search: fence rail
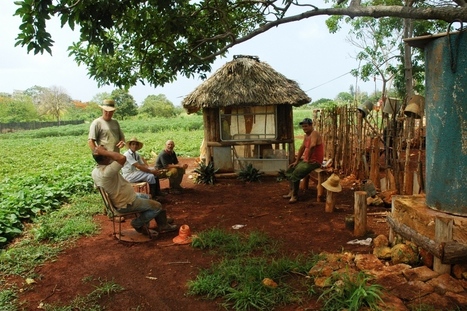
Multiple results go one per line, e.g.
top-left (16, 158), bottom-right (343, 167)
top-left (0, 120), bottom-right (85, 133)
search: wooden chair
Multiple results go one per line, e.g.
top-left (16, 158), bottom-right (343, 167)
top-left (97, 186), bottom-right (151, 242)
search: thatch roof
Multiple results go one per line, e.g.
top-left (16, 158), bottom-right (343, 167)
top-left (182, 55), bottom-right (311, 114)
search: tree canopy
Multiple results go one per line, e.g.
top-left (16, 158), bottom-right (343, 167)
top-left (14, 0), bottom-right (467, 90)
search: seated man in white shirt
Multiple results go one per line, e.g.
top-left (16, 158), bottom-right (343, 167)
top-left (92, 145), bottom-right (177, 237)
top-left (122, 137), bottom-right (165, 198)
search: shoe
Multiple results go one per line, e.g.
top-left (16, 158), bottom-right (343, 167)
top-left (157, 223), bottom-right (178, 233)
top-left (135, 225), bottom-right (158, 238)
top-left (282, 191), bottom-right (293, 199)
top-left (289, 197), bottom-right (298, 204)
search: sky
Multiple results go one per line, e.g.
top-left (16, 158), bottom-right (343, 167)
top-left (0, 2), bottom-right (378, 107)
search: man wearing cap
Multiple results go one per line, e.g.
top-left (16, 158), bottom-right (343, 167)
top-left (88, 99), bottom-right (125, 153)
top-left (283, 118), bottom-right (324, 203)
top-left (155, 140), bottom-right (188, 194)
top-left (122, 137), bottom-right (165, 198)
top-left (92, 146), bottom-right (177, 237)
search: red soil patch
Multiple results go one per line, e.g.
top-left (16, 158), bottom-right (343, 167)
top-left (12, 158), bottom-right (390, 311)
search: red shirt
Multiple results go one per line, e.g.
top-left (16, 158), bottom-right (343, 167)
top-left (303, 134), bottom-right (324, 164)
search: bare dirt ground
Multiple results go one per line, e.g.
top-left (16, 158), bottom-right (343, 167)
top-left (13, 158), bottom-right (392, 311)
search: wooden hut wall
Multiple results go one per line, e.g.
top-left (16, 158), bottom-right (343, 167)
top-left (277, 105), bottom-right (295, 163)
top-left (203, 107), bottom-right (220, 143)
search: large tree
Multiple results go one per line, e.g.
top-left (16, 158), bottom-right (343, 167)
top-left (110, 89), bottom-right (138, 120)
top-left (0, 93), bottom-right (39, 122)
top-left (140, 94), bottom-right (177, 118)
top-left (36, 86), bottom-right (73, 123)
top-left (14, 0), bottom-right (467, 90)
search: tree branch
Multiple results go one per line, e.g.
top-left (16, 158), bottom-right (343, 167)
top-left (197, 6), bottom-right (467, 61)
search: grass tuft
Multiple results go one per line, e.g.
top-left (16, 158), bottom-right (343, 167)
top-left (318, 270), bottom-right (384, 311)
top-left (188, 229), bottom-right (319, 310)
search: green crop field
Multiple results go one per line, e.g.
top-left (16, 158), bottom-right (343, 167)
top-left (0, 111), bottom-right (313, 248)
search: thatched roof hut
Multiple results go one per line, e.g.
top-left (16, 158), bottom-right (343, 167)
top-left (182, 55), bottom-right (310, 114)
top-left (181, 55), bottom-right (310, 174)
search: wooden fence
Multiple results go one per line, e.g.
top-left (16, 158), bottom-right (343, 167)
top-left (312, 105), bottom-right (425, 195)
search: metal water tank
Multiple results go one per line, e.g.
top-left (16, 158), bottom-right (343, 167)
top-left (406, 30), bottom-right (467, 216)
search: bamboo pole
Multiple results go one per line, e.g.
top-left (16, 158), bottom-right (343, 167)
top-left (403, 117), bottom-right (414, 194)
top-left (369, 137), bottom-right (380, 188)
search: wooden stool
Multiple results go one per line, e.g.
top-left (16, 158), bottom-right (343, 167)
top-left (131, 182), bottom-right (151, 198)
top-left (299, 168), bottom-right (327, 201)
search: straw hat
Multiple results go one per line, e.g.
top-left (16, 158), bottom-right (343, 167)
top-left (126, 137), bottom-right (144, 151)
top-left (322, 173), bottom-right (342, 192)
top-left (173, 224), bottom-right (194, 245)
top-left (99, 99), bottom-right (116, 111)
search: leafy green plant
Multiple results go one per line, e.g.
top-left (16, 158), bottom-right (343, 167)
top-left (193, 159), bottom-right (218, 185)
top-left (237, 163), bottom-right (263, 182)
top-left (0, 194), bottom-right (101, 277)
top-left (318, 270), bottom-right (384, 311)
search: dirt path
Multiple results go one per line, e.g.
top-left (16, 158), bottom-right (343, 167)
top-left (13, 158), bottom-right (390, 310)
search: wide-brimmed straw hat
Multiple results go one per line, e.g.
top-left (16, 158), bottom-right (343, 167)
top-left (322, 173), bottom-right (342, 192)
top-left (126, 137), bottom-right (144, 151)
top-left (99, 99), bottom-right (116, 111)
top-left (173, 224), bottom-right (195, 245)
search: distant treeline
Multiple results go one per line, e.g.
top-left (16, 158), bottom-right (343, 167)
top-left (0, 120), bottom-right (85, 133)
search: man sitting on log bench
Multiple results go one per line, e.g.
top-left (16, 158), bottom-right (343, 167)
top-left (283, 118), bottom-right (324, 204)
top-left (122, 137), bottom-right (165, 199)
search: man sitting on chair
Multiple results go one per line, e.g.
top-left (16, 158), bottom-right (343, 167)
top-left (155, 140), bottom-right (188, 194)
top-left (122, 137), bottom-right (164, 198)
top-left (92, 145), bottom-right (177, 237)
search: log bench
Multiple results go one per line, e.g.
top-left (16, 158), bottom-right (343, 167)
top-left (299, 168), bottom-right (328, 202)
top-left (131, 182), bottom-right (151, 198)
top-left (131, 175), bottom-right (169, 198)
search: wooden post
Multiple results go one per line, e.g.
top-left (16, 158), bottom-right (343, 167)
top-left (433, 217), bottom-right (453, 274)
top-left (404, 170), bottom-right (414, 195)
top-left (325, 190), bottom-right (336, 213)
top-left (386, 168), bottom-right (396, 191)
top-left (316, 169), bottom-right (325, 202)
top-left (354, 191), bottom-right (367, 237)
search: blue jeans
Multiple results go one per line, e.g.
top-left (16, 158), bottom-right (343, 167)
top-left (116, 194), bottom-right (165, 229)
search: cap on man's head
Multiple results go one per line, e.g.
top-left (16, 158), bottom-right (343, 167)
top-left (299, 118), bottom-right (313, 125)
top-left (99, 99), bottom-right (116, 111)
